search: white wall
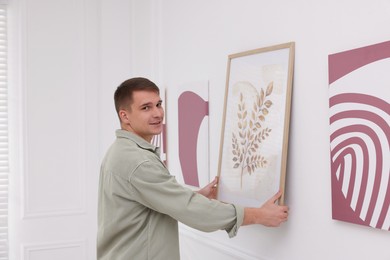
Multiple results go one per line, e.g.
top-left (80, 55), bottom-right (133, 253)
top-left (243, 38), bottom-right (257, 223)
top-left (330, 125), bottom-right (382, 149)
top-left (9, 0), bottom-right (101, 259)
top-left (125, 0), bottom-right (390, 259)
top-left (10, 0), bottom-right (390, 259)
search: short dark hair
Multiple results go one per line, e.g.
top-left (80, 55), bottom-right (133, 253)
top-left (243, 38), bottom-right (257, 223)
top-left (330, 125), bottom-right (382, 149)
top-left (114, 77), bottom-right (160, 114)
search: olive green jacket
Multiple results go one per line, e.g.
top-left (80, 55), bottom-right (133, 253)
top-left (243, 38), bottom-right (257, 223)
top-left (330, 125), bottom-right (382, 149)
top-left (97, 130), bottom-right (244, 260)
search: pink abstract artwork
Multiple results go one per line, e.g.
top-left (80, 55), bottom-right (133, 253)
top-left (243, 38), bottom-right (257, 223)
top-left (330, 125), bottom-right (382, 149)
top-left (328, 41), bottom-right (390, 231)
top-left (178, 91), bottom-right (209, 187)
top-left (177, 81), bottom-right (209, 188)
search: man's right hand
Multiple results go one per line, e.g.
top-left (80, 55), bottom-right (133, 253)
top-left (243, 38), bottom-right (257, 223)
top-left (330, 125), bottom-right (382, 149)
top-left (242, 191), bottom-right (289, 227)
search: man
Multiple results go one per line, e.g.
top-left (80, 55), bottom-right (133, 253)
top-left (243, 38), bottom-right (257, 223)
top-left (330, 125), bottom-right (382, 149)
top-left (97, 77), bottom-right (289, 260)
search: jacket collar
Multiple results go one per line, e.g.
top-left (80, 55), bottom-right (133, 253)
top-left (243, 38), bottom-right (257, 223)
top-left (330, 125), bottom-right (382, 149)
top-left (115, 129), bottom-right (160, 155)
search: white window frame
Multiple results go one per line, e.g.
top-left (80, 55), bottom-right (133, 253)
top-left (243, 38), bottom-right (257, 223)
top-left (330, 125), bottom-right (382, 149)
top-left (0, 2), bottom-right (8, 259)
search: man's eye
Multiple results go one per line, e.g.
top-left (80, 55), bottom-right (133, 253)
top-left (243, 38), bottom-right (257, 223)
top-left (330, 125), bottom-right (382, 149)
top-left (142, 106), bottom-right (150, 110)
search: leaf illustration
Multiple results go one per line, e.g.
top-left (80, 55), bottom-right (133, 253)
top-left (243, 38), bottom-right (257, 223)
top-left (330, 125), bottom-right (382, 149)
top-left (259, 89), bottom-right (264, 107)
top-left (264, 100), bottom-right (273, 108)
top-left (231, 83), bottom-right (275, 188)
top-left (266, 82), bottom-right (273, 96)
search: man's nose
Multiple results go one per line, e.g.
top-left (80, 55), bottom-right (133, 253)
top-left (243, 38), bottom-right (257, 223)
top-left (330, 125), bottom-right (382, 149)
top-left (153, 107), bottom-right (164, 117)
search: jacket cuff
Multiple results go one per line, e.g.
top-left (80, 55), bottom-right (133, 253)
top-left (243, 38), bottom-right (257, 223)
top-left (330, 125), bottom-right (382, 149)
top-left (226, 204), bottom-right (244, 238)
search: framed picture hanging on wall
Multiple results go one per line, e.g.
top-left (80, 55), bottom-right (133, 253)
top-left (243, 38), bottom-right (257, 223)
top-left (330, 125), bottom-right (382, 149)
top-left (217, 42), bottom-right (295, 207)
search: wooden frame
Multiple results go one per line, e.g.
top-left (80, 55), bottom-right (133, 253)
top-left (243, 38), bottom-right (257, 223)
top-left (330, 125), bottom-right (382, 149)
top-left (217, 42), bottom-right (294, 206)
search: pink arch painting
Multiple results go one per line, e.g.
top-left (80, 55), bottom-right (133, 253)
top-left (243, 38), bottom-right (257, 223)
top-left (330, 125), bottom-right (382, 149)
top-left (178, 91), bottom-right (209, 187)
top-left (328, 41), bottom-right (390, 231)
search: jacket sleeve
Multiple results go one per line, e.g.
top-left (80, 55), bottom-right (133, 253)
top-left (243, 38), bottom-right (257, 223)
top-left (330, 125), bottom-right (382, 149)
top-left (127, 160), bottom-right (244, 238)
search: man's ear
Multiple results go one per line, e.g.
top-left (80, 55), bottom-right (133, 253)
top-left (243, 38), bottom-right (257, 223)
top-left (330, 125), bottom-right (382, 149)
top-left (119, 109), bottom-right (130, 123)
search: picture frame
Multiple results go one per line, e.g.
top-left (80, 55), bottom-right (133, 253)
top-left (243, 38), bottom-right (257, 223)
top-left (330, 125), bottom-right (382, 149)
top-left (217, 42), bottom-right (295, 207)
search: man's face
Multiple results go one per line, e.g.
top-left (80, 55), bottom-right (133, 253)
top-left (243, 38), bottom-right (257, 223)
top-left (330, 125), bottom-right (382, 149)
top-left (121, 90), bottom-right (164, 142)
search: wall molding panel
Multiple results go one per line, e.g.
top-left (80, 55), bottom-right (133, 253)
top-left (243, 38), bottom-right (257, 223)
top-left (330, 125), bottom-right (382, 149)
top-left (12, 0), bottom-right (102, 258)
top-left (22, 0), bottom-right (87, 219)
top-left (22, 240), bottom-right (86, 260)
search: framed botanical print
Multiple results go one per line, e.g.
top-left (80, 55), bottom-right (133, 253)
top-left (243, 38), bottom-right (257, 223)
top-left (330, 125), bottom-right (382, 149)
top-left (217, 42), bottom-right (295, 207)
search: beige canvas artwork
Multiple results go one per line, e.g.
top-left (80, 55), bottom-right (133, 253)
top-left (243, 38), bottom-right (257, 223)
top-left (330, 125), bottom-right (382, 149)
top-left (217, 43), bottom-right (294, 207)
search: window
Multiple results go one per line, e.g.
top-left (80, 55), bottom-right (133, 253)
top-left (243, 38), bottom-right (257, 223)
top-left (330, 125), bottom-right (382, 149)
top-left (0, 4), bottom-right (8, 260)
